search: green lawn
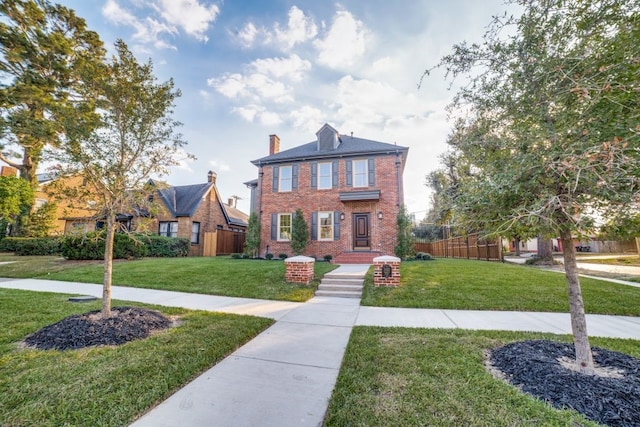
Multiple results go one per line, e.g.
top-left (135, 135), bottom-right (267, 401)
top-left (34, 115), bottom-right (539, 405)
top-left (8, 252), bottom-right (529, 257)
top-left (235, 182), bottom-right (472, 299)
top-left (325, 327), bottom-right (639, 426)
top-left (576, 255), bottom-right (640, 266)
top-left (0, 255), bottom-right (337, 302)
top-left (362, 258), bottom-right (640, 315)
top-left (0, 288), bottom-right (272, 427)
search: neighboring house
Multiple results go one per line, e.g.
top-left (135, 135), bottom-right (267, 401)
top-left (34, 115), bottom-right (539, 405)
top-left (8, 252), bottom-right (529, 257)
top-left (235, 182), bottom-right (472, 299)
top-left (31, 168), bottom-right (247, 256)
top-left (247, 123), bottom-right (408, 262)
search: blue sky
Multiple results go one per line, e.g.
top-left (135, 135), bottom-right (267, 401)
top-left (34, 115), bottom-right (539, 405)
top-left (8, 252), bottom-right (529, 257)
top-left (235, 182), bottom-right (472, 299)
top-left (53, 0), bottom-right (515, 217)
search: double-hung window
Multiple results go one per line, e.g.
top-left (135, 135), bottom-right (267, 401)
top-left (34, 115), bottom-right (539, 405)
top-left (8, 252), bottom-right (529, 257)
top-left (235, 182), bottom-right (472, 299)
top-left (318, 211), bottom-right (333, 240)
top-left (318, 162), bottom-right (332, 189)
top-left (279, 166), bottom-right (292, 192)
top-left (191, 222), bottom-right (200, 244)
top-left (159, 221), bottom-right (178, 238)
top-left (278, 213), bottom-right (292, 241)
top-left (353, 159), bottom-right (368, 187)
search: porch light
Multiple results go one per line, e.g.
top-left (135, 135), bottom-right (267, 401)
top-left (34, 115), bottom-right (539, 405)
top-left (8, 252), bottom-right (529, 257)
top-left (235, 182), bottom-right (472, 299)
top-left (340, 212), bottom-right (345, 220)
top-left (378, 211), bottom-right (383, 220)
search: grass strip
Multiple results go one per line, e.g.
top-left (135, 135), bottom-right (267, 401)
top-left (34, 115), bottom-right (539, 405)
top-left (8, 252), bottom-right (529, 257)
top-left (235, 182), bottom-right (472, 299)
top-left (0, 288), bottom-right (273, 427)
top-left (361, 258), bottom-right (640, 315)
top-left (325, 327), bottom-right (640, 426)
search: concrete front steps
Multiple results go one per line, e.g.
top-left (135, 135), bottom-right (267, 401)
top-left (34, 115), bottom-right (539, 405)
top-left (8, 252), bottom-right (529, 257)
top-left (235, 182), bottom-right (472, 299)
top-left (315, 274), bottom-right (365, 299)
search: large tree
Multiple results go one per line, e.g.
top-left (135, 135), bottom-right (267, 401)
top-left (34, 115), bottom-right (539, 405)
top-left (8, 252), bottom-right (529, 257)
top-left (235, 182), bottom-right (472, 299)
top-left (426, 0), bottom-right (640, 373)
top-left (0, 0), bottom-right (105, 187)
top-left (53, 40), bottom-right (190, 317)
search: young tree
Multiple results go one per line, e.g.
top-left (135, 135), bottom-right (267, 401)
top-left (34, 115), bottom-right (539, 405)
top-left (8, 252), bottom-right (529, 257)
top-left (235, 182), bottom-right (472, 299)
top-left (395, 205), bottom-right (414, 259)
top-left (426, 0), bottom-right (640, 372)
top-left (290, 208), bottom-right (309, 255)
top-left (53, 40), bottom-right (190, 318)
top-left (24, 201), bottom-right (57, 237)
top-left (0, 175), bottom-right (33, 233)
top-left (0, 0), bottom-right (105, 187)
top-left (244, 211), bottom-right (261, 258)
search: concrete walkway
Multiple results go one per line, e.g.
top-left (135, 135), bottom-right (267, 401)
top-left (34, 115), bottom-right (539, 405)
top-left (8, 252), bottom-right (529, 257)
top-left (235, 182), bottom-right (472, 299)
top-left (2, 265), bottom-right (640, 426)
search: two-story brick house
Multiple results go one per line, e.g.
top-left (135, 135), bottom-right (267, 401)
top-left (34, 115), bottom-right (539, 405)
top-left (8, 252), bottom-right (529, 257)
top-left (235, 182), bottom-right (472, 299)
top-left (247, 123), bottom-right (408, 263)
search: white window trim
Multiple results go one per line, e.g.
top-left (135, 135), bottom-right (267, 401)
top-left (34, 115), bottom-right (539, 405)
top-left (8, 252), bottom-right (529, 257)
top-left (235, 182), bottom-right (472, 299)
top-left (318, 211), bottom-right (334, 241)
top-left (279, 165), bottom-right (293, 192)
top-left (353, 159), bottom-right (368, 188)
top-left (318, 162), bottom-right (332, 190)
top-left (277, 213), bottom-right (292, 241)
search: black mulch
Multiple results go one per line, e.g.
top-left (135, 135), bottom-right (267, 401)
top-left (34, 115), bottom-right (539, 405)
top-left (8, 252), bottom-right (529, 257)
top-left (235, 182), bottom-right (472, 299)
top-left (23, 306), bottom-right (172, 351)
top-left (490, 340), bottom-right (640, 427)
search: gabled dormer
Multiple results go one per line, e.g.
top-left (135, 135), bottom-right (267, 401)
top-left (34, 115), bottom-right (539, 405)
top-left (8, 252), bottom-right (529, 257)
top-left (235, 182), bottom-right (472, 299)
top-left (316, 123), bottom-right (341, 152)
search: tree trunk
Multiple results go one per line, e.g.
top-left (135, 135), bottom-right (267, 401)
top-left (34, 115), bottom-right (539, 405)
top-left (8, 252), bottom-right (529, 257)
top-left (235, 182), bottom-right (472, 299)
top-left (537, 236), bottom-right (554, 262)
top-left (636, 237), bottom-right (640, 258)
top-left (560, 229), bottom-right (594, 374)
top-left (101, 214), bottom-right (116, 318)
top-left (514, 237), bottom-right (521, 256)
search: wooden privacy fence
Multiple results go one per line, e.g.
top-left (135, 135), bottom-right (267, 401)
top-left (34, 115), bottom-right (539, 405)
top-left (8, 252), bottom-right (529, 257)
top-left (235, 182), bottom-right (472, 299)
top-left (414, 233), bottom-right (502, 261)
top-left (215, 229), bottom-right (246, 256)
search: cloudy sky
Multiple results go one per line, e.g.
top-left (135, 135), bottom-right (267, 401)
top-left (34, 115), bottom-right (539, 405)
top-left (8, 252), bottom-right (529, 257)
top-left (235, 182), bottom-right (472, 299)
top-left (55, 0), bottom-right (516, 217)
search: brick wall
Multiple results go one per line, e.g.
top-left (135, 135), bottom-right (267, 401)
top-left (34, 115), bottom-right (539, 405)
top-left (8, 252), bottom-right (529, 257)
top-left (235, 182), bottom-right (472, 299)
top-left (257, 154), bottom-right (403, 259)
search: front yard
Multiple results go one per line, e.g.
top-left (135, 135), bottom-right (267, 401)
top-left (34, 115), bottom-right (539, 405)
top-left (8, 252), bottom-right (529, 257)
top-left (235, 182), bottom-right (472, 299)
top-left (0, 254), bottom-right (337, 302)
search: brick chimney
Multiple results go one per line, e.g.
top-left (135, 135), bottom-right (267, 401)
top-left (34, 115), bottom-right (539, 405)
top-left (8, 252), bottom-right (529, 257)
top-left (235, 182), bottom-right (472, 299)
top-left (207, 170), bottom-right (217, 184)
top-left (269, 134), bottom-right (280, 155)
top-left (228, 197), bottom-right (234, 207)
top-left (1, 166), bottom-right (18, 177)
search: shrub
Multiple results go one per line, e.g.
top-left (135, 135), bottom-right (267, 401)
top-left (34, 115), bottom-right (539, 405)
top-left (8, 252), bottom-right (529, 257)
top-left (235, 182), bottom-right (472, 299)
top-left (61, 231), bottom-right (147, 260)
top-left (1, 237), bottom-right (61, 255)
top-left (231, 253), bottom-right (242, 259)
top-left (323, 254), bottom-right (333, 262)
top-left (137, 234), bottom-right (189, 257)
top-left (265, 253), bottom-right (274, 260)
top-left (278, 253), bottom-right (288, 260)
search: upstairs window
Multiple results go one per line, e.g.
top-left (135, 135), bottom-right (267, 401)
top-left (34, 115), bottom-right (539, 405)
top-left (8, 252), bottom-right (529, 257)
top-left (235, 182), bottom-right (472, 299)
top-left (353, 159), bottom-right (368, 187)
top-left (318, 162), bottom-right (332, 189)
top-left (279, 165), bottom-right (292, 192)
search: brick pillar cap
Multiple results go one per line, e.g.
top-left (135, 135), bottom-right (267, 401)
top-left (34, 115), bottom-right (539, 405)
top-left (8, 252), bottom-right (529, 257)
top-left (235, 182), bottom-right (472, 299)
top-left (285, 255), bottom-right (315, 263)
top-left (373, 255), bottom-right (401, 262)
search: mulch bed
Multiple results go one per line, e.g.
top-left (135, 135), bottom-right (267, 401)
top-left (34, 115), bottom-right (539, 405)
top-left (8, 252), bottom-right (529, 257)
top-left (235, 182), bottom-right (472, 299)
top-left (23, 307), bottom-right (172, 351)
top-left (489, 340), bottom-right (640, 427)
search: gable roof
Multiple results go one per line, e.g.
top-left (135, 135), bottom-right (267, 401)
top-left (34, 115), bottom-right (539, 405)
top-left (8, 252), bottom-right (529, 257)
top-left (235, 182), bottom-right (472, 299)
top-left (223, 203), bottom-right (249, 227)
top-left (251, 125), bottom-right (408, 166)
top-left (157, 183), bottom-right (214, 217)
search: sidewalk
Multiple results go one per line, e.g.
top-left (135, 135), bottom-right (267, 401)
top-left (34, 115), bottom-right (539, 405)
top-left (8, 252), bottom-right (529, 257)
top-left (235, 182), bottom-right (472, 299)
top-left (2, 268), bottom-right (640, 426)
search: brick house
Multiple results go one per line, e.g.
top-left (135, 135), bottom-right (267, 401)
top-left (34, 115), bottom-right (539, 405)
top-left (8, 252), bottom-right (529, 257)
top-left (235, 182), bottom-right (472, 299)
top-left (246, 123), bottom-right (408, 263)
top-left (33, 169), bottom-right (247, 256)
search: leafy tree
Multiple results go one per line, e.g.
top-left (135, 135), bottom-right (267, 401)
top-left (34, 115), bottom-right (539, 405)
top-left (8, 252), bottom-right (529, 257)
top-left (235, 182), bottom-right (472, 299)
top-left (0, 0), bottom-right (105, 188)
top-left (24, 201), bottom-right (57, 237)
top-left (290, 208), bottom-right (309, 255)
top-left (51, 40), bottom-right (190, 317)
top-left (395, 205), bottom-right (414, 259)
top-left (244, 211), bottom-right (261, 257)
top-left (0, 175), bottom-right (33, 233)
top-left (426, 0), bottom-right (640, 372)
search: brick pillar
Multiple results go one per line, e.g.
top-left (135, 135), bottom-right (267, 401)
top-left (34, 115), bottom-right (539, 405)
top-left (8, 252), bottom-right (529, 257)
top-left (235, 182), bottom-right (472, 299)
top-left (285, 255), bottom-right (315, 285)
top-left (373, 255), bottom-right (401, 287)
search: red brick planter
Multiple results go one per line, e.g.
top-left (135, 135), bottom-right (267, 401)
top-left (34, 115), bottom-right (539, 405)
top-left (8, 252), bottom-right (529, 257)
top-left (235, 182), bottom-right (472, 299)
top-left (373, 255), bottom-right (401, 287)
top-left (284, 256), bottom-right (315, 285)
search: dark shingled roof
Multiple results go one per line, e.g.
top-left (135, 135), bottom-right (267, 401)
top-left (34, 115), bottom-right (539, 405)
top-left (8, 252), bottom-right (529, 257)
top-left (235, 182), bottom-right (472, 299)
top-left (157, 183), bottom-right (214, 217)
top-left (251, 135), bottom-right (408, 165)
top-left (223, 203), bottom-right (249, 227)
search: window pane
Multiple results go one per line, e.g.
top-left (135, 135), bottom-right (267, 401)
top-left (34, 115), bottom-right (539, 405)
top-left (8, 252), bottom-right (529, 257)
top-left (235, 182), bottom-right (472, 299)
top-left (191, 222), bottom-right (200, 244)
top-left (353, 160), bottom-right (368, 187)
top-left (318, 163), bottom-right (331, 189)
top-left (279, 166), bottom-right (292, 192)
top-left (319, 212), bottom-right (333, 240)
top-left (279, 214), bottom-right (291, 240)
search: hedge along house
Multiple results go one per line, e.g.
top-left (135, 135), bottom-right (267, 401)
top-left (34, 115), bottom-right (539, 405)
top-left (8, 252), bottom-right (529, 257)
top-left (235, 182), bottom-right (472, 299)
top-left (247, 123), bottom-right (408, 263)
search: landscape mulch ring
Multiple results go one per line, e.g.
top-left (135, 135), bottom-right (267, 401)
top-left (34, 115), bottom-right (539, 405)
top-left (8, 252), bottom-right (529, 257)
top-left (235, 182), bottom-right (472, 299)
top-left (23, 306), bottom-right (173, 351)
top-left (489, 340), bottom-right (640, 427)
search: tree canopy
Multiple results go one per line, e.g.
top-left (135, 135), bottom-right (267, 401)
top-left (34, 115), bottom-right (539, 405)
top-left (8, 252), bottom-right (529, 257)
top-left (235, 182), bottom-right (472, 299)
top-left (0, 175), bottom-right (33, 225)
top-left (0, 0), bottom-right (105, 187)
top-left (426, 0), bottom-right (640, 372)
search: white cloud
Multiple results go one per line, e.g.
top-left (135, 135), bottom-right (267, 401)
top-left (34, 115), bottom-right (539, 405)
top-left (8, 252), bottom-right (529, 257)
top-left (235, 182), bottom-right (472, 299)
top-left (314, 9), bottom-right (368, 69)
top-left (259, 111), bottom-right (282, 126)
top-left (208, 159), bottom-right (231, 172)
top-left (274, 6), bottom-right (318, 49)
top-left (289, 106), bottom-right (324, 134)
top-left (237, 22), bottom-right (262, 48)
top-left (251, 54), bottom-right (311, 81)
top-left (156, 0), bottom-right (219, 42)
